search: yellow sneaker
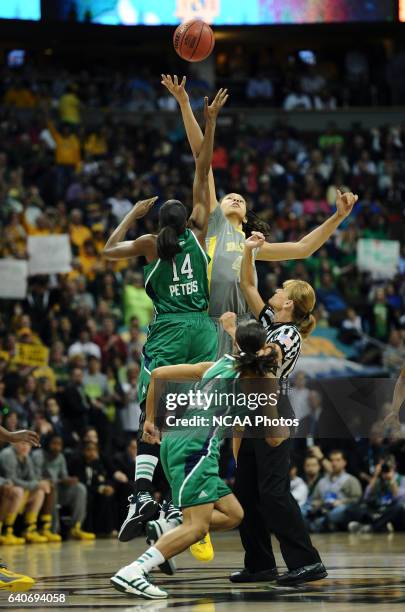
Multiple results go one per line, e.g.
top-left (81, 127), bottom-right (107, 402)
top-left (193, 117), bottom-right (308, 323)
top-left (190, 532), bottom-right (214, 562)
top-left (70, 523), bottom-right (96, 541)
top-left (1, 531), bottom-right (25, 546)
top-left (40, 529), bottom-right (62, 543)
top-left (0, 566), bottom-right (35, 591)
top-left (24, 530), bottom-right (48, 544)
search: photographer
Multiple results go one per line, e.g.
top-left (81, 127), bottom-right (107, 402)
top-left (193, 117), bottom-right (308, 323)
top-left (348, 456), bottom-right (405, 533)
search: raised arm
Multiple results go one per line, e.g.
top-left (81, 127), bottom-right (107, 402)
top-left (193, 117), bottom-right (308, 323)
top-left (220, 311), bottom-right (237, 345)
top-left (240, 233), bottom-right (266, 319)
top-left (102, 197), bottom-right (157, 260)
top-left (256, 191), bottom-right (358, 261)
top-left (189, 89), bottom-right (228, 244)
top-left (0, 426), bottom-right (40, 446)
top-left (161, 74), bottom-right (218, 212)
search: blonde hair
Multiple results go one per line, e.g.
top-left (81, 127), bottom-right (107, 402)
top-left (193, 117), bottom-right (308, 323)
top-left (283, 280), bottom-right (316, 339)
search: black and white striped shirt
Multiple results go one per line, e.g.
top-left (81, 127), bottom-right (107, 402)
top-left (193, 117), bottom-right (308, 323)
top-left (258, 306), bottom-right (301, 381)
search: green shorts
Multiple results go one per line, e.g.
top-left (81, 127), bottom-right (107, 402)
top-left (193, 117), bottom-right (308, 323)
top-left (160, 433), bottom-right (231, 509)
top-left (138, 312), bottom-right (217, 404)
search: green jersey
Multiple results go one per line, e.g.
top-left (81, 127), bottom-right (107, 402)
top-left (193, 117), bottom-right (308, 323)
top-left (201, 354), bottom-right (239, 384)
top-left (160, 355), bottom-right (239, 508)
top-left (202, 355), bottom-right (240, 427)
top-left (172, 355), bottom-right (241, 439)
top-left (144, 229), bottom-right (210, 315)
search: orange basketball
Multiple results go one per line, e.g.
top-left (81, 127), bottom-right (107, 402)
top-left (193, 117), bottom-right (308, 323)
top-left (173, 19), bottom-right (215, 63)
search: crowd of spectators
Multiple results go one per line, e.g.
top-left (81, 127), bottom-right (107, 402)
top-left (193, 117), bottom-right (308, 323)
top-left (290, 442), bottom-right (405, 534)
top-left (1, 42), bottom-right (405, 112)
top-left (287, 369), bottom-right (405, 534)
top-left (0, 59), bottom-right (403, 541)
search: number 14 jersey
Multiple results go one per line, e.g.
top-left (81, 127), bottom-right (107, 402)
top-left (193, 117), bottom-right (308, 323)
top-left (143, 229), bottom-right (210, 315)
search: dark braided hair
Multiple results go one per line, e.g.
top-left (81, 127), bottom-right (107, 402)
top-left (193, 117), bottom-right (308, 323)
top-left (157, 200), bottom-right (187, 261)
top-left (233, 321), bottom-right (279, 377)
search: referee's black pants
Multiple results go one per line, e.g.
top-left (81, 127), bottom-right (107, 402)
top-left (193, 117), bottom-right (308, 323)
top-left (234, 436), bottom-right (321, 572)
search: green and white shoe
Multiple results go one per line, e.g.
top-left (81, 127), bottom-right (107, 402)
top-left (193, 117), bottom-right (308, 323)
top-left (110, 564), bottom-right (168, 599)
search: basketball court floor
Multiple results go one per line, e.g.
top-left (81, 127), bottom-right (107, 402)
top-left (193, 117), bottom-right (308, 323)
top-left (1, 532), bottom-right (404, 611)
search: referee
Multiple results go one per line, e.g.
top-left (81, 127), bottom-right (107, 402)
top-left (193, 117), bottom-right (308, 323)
top-left (222, 233), bottom-right (327, 586)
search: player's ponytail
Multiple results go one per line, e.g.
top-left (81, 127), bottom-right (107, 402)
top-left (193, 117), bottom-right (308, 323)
top-left (298, 314), bottom-right (317, 339)
top-left (157, 200), bottom-right (188, 261)
top-left (283, 279), bottom-right (317, 339)
top-left (234, 320), bottom-right (279, 377)
top-left (242, 210), bottom-right (271, 238)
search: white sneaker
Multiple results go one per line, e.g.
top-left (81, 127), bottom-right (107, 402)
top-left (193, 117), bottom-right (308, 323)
top-left (110, 564), bottom-right (168, 599)
top-left (146, 519), bottom-right (176, 575)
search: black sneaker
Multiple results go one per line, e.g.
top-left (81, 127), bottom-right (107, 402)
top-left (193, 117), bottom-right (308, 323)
top-left (276, 562), bottom-right (327, 586)
top-left (229, 568), bottom-right (279, 583)
top-left (162, 499), bottom-right (183, 526)
top-left (118, 492), bottom-right (160, 542)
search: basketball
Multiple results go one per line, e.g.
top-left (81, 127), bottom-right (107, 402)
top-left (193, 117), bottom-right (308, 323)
top-left (173, 19), bottom-right (215, 62)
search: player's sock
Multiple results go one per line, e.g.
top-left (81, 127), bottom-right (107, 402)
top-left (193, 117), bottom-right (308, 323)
top-left (134, 455), bottom-right (159, 492)
top-left (39, 514), bottom-right (62, 542)
top-left (23, 512), bottom-right (47, 544)
top-left (2, 513), bottom-right (24, 545)
top-left (4, 513), bottom-right (17, 530)
top-left (118, 443), bottom-right (160, 542)
top-left (24, 511), bottom-right (37, 526)
top-left (130, 547), bottom-right (166, 574)
top-left (145, 514), bottom-right (178, 575)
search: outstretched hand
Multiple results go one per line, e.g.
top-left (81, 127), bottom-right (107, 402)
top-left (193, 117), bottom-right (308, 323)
top-left (8, 429), bottom-right (40, 447)
top-left (132, 197), bottom-right (158, 219)
top-left (161, 74), bottom-right (189, 105)
top-left (336, 189), bottom-right (358, 219)
top-left (204, 88), bottom-right (229, 121)
top-left (245, 231), bottom-right (265, 250)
